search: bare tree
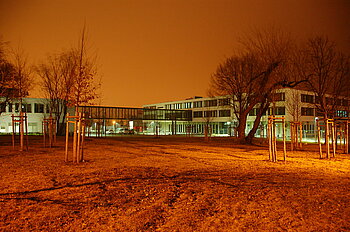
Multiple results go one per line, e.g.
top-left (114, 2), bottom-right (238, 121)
top-left (298, 36), bottom-right (350, 118)
top-left (202, 106), bottom-right (215, 141)
top-left (36, 51), bottom-right (75, 134)
top-left (37, 26), bottom-right (100, 134)
top-left (0, 40), bottom-right (32, 114)
top-left (68, 26), bottom-right (100, 112)
top-left (0, 47), bottom-right (16, 107)
top-left (284, 48), bottom-right (305, 122)
top-left (11, 46), bottom-right (32, 101)
top-left (6, 45), bottom-right (32, 111)
top-left (209, 53), bottom-right (267, 141)
top-left (210, 27), bottom-right (306, 144)
top-left (285, 89), bottom-right (301, 122)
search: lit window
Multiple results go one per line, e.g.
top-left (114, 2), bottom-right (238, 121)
top-left (193, 101), bottom-right (203, 108)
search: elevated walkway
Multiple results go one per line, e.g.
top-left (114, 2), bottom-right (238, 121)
top-left (77, 105), bottom-right (192, 121)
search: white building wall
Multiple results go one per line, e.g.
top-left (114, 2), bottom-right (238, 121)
top-left (143, 88), bottom-right (350, 138)
top-left (0, 98), bottom-right (51, 134)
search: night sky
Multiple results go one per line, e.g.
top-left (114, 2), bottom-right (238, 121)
top-left (1, 0), bottom-right (349, 107)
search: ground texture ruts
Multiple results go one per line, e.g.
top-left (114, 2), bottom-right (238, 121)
top-left (0, 136), bottom-right (349, 231)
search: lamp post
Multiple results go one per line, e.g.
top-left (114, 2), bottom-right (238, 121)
top-left (112, 120), bottom-right (116, 134)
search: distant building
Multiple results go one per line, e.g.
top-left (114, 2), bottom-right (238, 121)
top-left (143, 88), bottom-right (350, 139)
top-left (1, 89), bottom-right (349, 140)
top-left (0, 98), bottom-right (53, 134)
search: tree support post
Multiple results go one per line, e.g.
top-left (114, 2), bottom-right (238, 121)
top-left (268, 116), bottom-right (286, 162)
top-left (65, 112), bottom-right (86, 163)
top-left (11, 112), bottom-right (28, 151)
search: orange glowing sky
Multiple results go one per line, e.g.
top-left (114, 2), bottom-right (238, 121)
top-left (1, 0), bottom-right (349, 107)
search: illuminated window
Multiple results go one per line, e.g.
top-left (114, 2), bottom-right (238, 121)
top-left (193, 101), bottom-right (203, 108)
top-left (336, 110), bottom-right (348, 117)
top-left (173, 103), bottom-right (182, 109)
top-left (184, 102), bottom-right (192, 109)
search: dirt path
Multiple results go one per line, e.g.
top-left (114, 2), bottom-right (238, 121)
top-left (0, 136), bottom-right (349, 231)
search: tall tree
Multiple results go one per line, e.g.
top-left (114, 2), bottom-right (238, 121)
top-left (36, 51), bottom-right (75, 134)
top-left (37, 26), bottom-right (100, 134)
top-left (1, 40), bottom-right (32, 114)
top-left (0, 48), bottom-right (16, 107)
top-left (68, 26), bottom-right (99, 111)
top-left (210, 53), bottom-right (266, 141)
top-left (298, 36), bottom-right (350, 118)
top-left (210, 27), bottom-right (303, 143)
top-left (9, 45), bottom-right (32, 107)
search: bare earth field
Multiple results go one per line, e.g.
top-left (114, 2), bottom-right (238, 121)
top-left (0, 135), bottom-right (349, 232)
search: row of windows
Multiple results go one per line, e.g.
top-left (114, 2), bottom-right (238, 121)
top-left (301, 108), bottom-right (349, 117)
top-left (0, 103), bottom-right (49, 114)
top-left (204, 110), bottom-right (217, 117)
top-left (193, 101), bottom-right (203, 108)
top-left (247, 106), bottom-right (349, 117)
top-left (301, 94), bottom-right (349, 106)
top-left (336, 110), bottom-right (348, 117)
top-left (195, 107), bottom-right (348, 118)
top-left (325, 97), bottom-right (348, 106)
top-left (204, 99), bottom-right (218, 107)
top-left (162, 92), bottom-right (350, 110)
top-left (165, 98), bottom-right (231, 110)
top-left (249, 107), bottom-right (286, 116)
top-left (193, 110), bottom-right (231, 118)
top-left (270, 93), bottom-right (285, 101)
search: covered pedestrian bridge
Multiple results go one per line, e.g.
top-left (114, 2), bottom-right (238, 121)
top-left (77, 105), bottom-right (192, 136)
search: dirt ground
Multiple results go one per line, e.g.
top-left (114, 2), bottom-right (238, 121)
top-left (0, 135), bottom-right (349, 232)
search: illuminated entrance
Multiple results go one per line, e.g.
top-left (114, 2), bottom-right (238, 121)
top-left (77, 106), bottom-right (192, 136)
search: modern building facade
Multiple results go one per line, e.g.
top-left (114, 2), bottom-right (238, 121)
top-left (0, 98), bottom-right (192, 135)
top-left (0, 98), bottom-right (51, 134)
top-left (77, 105), bottom-right (192, 135)
top-left (1, 88), bottom-right (349, 139)
top-left (143, 88), bottom-right (350, 139)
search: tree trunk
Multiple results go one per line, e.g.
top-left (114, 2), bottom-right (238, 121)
top-left (245, 103), bottom-right (269, 144)
top-left (57, 103), bottom-right (68, 135)
top-left (236, 113), bottom-right (248, 143)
